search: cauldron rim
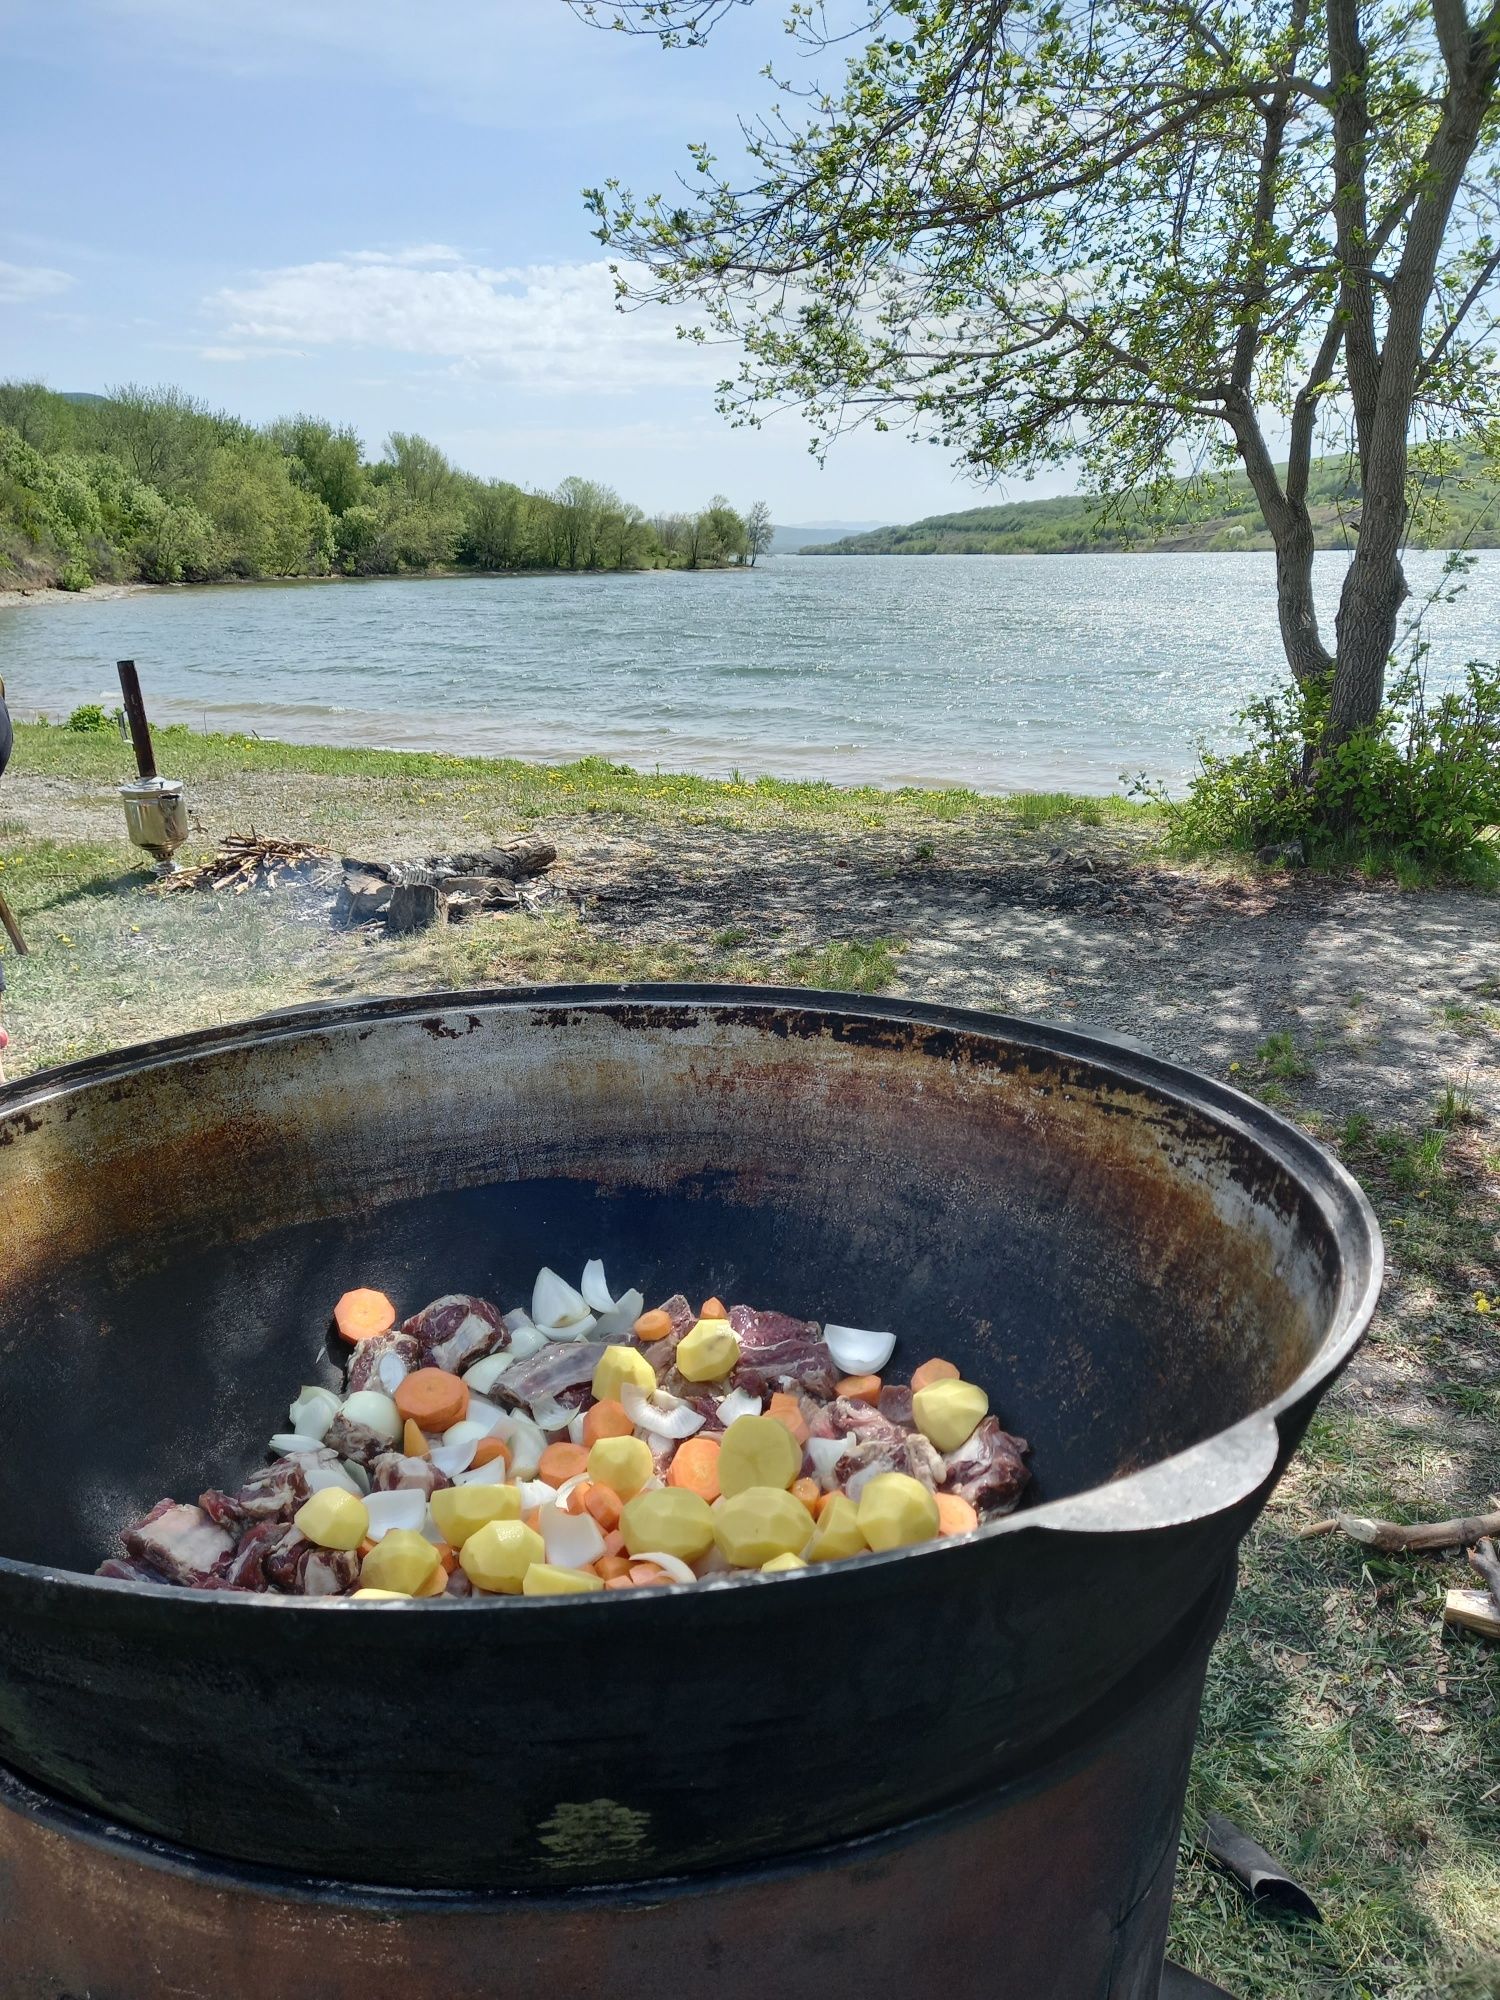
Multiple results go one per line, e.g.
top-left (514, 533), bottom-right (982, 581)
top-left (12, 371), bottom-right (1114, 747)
top-left (0, 983), bottom-right (1383, 1606)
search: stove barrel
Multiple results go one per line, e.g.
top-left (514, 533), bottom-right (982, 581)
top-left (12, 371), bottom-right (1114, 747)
top-left (0, 988), bottom-right (1380, 1997)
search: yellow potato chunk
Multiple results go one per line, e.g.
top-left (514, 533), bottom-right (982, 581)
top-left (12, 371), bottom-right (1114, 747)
top-left (522, 1563), bottom-right (605, 1596)
top-left (805, 1493), bottom-right (869, 1565)
top-left (293, 1487), bottom-right (369, 1552)
top-left (717, 1414), bottom-right (801, 1497)
top-left (359, 1528), bottom-right (441, 1595)
top-left (460, 1519), bottom-right (545, 1595)
top-left (856, 1472), bottom-right (941, 1552)
top-left (429, 1482), bottom-right (522, 1548)
top-left (621, 1487), bottom-right (715, 1562)
top-left (912, 1378), bottom-right (989, 1453)
top-left (761, 1552), bottom-right (808, 1573)
top-left (351, 1587), bottom-right (407, 1601)
top-left (675, 1317), bottom-right (741, 1383)
top-left (588, 1433), bottom-right (655, 1499)
top-left (591, 1344), bottom-right (657, 1403)
top-left (714, 1487), bottom-right (816, 1568)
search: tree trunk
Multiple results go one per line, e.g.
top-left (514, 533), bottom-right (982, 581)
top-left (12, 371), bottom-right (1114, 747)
top-left (1272, 506), bottom-right (1334, 686)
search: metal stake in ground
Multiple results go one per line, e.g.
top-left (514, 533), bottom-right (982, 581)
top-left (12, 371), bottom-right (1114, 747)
top-left (115, 660), bottom-right (189, 875)
top-left (117, 659), bottom-right (157, 780)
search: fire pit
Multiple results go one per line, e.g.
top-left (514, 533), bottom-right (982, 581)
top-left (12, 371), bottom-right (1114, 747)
top-left (0, 988), bottom-right (1380, 1996)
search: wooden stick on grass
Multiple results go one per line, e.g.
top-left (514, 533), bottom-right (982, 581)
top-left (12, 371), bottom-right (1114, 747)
top-left (1299, 1508), bottom-right (1500, 1552)
top-left (0, 885), bottom-right (27, 957)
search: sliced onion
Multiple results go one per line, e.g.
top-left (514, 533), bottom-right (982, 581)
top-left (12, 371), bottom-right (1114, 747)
top-left (376, 1351), bottom-right (409, 1395)
top-left (505, 1322), bottom-right (549, 1362)
top-left (844, 1460), bottom-right (890, 1504)
top-left (517, 1479), bottom-right (560, 1512)
top-left (289, 1385), bottom-right (340, 1440)
top-left (580, 1259), bottom-right (615, 1314)
top-left (364, 1490), bottom-right (426, 1540)
top-left (622, 1381), bottom-right (706, 1441)
top-left (533, 1267), bottom-right (591, 1330)
top-left (824, 1324), bottom-right (897, 1376)
top-left (693, 1544), bottom-right (733, 1578)
top-left (463, 1355), bottom-right (513, 1395)
top-left (454, 1457), bottom-right (512, 1487)
top-left (567, 1410), bottom-right (587, 1445)
top-left (715, 1388), bottom-right (761, 1427)
top-left (554, 1473), bottom-right (590, 1507)
top-left (269, 1432), bottom-right (326, 1456)
top-left (339, 1390), bottom-right (402, 1447)
top-left (342, 1459), bottom-right (372, 1494)
top-left (503, 1306), bottom-right (535, 1335)
top-left (592, 1287), bottom-right (644, 1340)
top-left (527, 1393), bottom-right (577, 1433)
top-left (541, 1502), bottom-right (607, 1569)
top-left (303, 1460), bottom-right (362, 1497)
top-left (805, 1436), bottom-right (847, 1488)
top-left (430, 1438), bottom-right (479, 1478)
top-left (631, 1550), bottom-right (696, 1585)
top-left (463, 1393), bottom-right (504, 1431)
top-left (536, 1314), bottom-right (597, 1345)
top-left (492, 1411), bottom-right (546, 1479)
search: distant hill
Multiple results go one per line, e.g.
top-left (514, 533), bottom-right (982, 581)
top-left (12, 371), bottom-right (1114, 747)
top-left (771, 520), bottom-right (890, 553)
top-left (805, 454), bottom-right (1500, 554)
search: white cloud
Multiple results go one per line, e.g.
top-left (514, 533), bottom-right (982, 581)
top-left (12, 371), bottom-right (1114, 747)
top-left (0, 259), bottom-right (75, 304)
top-left (211, 249), bottom-right (722, 393)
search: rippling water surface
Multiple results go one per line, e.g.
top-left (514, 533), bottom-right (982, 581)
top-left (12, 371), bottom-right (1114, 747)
top-left (4, 551), bottom-right (1497, 794)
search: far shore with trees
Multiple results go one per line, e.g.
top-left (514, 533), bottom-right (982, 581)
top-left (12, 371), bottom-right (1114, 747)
top-left (0, 381), bottom-right (772, 593)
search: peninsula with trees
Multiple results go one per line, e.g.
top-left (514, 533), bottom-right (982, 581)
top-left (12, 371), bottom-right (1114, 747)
top-left (0, 382), bottom-right (773, 593)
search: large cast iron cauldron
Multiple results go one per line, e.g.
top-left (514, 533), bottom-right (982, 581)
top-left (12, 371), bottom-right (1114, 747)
top-left (0, 988), bottom-right (1380, 1895)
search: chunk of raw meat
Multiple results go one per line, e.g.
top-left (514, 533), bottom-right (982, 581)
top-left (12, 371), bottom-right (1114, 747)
top-left (345, 1328), bottom-right (421, 1395)
top-left (96, 1557), bottom-right (173, 1584)
top-left (216, 1520), bottom-right (297, 1590)
top-left (444, 1569), bottom-right (474, 1598)
top-left (370, 1451), bottom-right (450, 1496)
top-left (199, 1458), bottom-right (308, 1530)
top-left (323, 1413), bottom-right (390, 1466)
top-left (809, 1397), bottom-right (908, 1450)
top-left (942, 1418), bottom-right (1030, 1515)
top-left (878, 1383), bottom-right (914, 1427)
top-left (265, 1531), bottom-right (360, 1596)
top-left (901, 1432), bottom-right (948, 1491)
top-left (500, 1341), bottom-right (609, 1409)
top-left (121, 1500), bottom-right (234, 1585)
top-left (729, 1305), bottom-right (839, 1399)
top-left (403, 1295), bottom-right (508, 1374)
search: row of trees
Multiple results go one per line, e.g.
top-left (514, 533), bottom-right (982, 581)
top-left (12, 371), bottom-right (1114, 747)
top-left (0, 381), bottom-right (773, 589)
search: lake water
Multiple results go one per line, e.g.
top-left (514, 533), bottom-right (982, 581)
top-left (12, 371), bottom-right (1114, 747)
top-left (3, 551), bottom-right (1497, 795)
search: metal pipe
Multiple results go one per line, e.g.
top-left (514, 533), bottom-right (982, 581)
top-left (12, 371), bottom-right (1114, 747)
top-left (116, 660), bottom-right (157, 781)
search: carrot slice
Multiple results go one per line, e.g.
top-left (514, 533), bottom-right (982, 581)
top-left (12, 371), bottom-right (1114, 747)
top-left (936, 1493), bottom-right (979, 1538)
top-left (394, 1368), bottom-right (468, 1431)
top-left (565, 1481), bottom-right (592, 1516)
top-left (633, 1308), bottom-right (672, 1341)
top-left (767, 1392), bottom-right (809, 1447)
top-left (836, 1373), bottom-right (882, 1405)
top-left (667, 1435), bottom-right (721, 1502)
top-left (911, 1358), bottom-right (960, 1392)
top-left (583, 1399), bottom-right (634, 1445)
top-left (630, 1562), bottom-right (671, 1587)
top-left (471, 1436), bottom-right (510, 1468)
top-left (357, 1537), bottom-right (376, 1559)
top-left (585, 1485), bottom-right (623, 1532)
top-left (812, 1490), bottom-right (838, 1519)
top-left (538, 1442), bottom-right (589, 1487)
top-left (434, 1540), bottom-right (459, 1574)
top-left (402, 1418), bottom-right (431, 1460)
top-left (602, 1528), bottom-right (626, 1556)
top-left (333, 1288), bottom-right (396, 1345)
top-left (700, 1296), bottom-right (727, 1319)
top-left (604, 1574), bottom-right (637, 1590)
top-left (791, 1477), bottom-right (821, 1512)
top-left (596, 1554), bottom-right (632, 1581)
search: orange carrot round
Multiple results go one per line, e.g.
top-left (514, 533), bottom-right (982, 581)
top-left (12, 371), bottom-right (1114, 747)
top-left (667, 1435), bottom-right (722, 1502)
top-left (836, 1373), bottom-right (882, 1405)
top-left (633, 1308), bottom-right (672, 1341)
top-left (393, 1368), bottom-right (468, 1431)
top-left (538, 1441), bottom-right (590, 1487)
top-left (601, 1527), bottom-right (627, 1556)
top-left (791, 1476), bottom-right (821, 1512)
top-left (604, 1574), bottom-right (637, 1590)
top-left (812, 1490), bottom-right (838, 1519)
top-left (911, 1357), bottom-right (960, 1392)
top-left (767, 1391), bottom-right (810, 1447)
top-left (401, 1418), bottom-right (431, 1460)
top-left (585, 1485), bottom-right (623, 1532)
top-left (596, 1554), bottom-right (632, 1581)
top-left (583, 1399), bottom-right (634, 1445)
top-left (565, 1481), bottom-right (592, 1516)
top-left (935, 1493), bottom-right (980, 1537)
top-left (333, 1288), bottom-right (396, 1345)
top-left (700, 1296), bottom-right (727, 1319)
top-left (630, 1562), bottom-right (671, 1587)
top-left (471, 1436), bottom-right (510, 1469)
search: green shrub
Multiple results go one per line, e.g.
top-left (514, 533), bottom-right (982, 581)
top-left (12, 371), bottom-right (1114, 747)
top-left (57, 559), bottom-right (93, 591)
top-left (1152, 659), bottom-right (1500, 878)
top-left (66, 703), bottom-right (114, 733)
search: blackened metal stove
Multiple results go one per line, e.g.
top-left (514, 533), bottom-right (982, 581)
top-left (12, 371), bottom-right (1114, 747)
top-left (0, 990), bottom-right (1377, 1996)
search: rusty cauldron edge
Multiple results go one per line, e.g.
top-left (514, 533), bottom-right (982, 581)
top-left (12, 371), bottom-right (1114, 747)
top-left (0, 982), bottom-right (1383, 1617)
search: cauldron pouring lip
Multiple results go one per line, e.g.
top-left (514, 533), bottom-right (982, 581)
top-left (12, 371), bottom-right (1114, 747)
top-left (0, 983), bottom-right (1384, 1607)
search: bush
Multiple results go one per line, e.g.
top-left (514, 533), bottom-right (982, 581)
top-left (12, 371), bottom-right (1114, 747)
top-left (1154, 659), bottom-right (1500, 876)
top-left (57, 560), bottom-right (93, 592)
top-left (66, 703), bottom-right (115, 733)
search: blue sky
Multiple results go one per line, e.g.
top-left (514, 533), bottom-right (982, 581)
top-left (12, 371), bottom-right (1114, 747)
top-left (0, 0), bottom-right (1067, 523)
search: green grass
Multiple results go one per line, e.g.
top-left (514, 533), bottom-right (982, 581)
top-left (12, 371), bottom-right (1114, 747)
top-left (12, 720), bottom-right (1156, 839)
